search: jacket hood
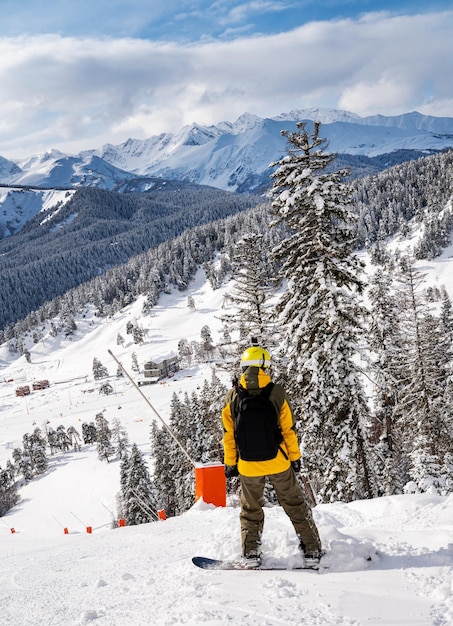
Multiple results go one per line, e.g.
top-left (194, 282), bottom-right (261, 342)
top-left (240, 366), bottom-right (271, 391)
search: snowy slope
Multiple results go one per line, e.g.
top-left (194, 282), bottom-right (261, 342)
top-left (0, 188), bottom-right (75, 237)
top-left (0, 242), bottom-right (452, 625)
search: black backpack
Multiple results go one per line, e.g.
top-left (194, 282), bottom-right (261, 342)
top-left (233, 382), bottom-right (284, 461)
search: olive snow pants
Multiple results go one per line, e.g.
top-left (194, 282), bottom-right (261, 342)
top-left (239, 467), bottom-right (321, 557)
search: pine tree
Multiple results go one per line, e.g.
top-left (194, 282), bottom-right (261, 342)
top-left (220, 233), bottom-right (276, 353)
top-left (0, 465), bottom-right (19, 516)
top-left (82, 422), bottom-right (97, 444)
top-left (439, 286), bottom-right (453, 343)
top-left (393, 256), bottom-right (452, 492)
top-left (150, 420), bottom-right (177, 516)
top-left (199, 325), bottom-right (215, 361)
top-left (133, 326), bottom-right (145, 345)
top-left (198, 371), bottom-right (227, 463)
top-left (270, 121), bottom-right (374, 502)
top-left (121, 443), bottom-right (156, 526)
top-left (29, 428), bottom-right (49, 475)
top-left (95, 413), bottom-right (115, 462)
top-left (367, 268), bottom-right (407, 494)
top-left (131, 352), bottom-right (139, 373)
top-left (170, 393), bottom-right (196, 513)
top-left (92, 357), bottom-right (109, 380)
top-left (152, 392), bottom-right (194, 515)
top-left (56, 425), bottom-right (71, 452)
top-left (67, 426), bottom-right (82, 451)
top-left (187, 296), bottom-right (196, 311)
top-left (111, 418), bottom-right (129, 459)
top-left (118, 451), bottom-right (130, 520)
top-left (47, 428), bottom-right (59, 455)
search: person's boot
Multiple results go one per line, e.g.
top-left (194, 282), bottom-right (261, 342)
top-left (240, 550), bottom-right (261, 569)
top-left (303, 549), bottom-right (325, 569)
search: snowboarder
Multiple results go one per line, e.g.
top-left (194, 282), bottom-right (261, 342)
top-left (222, 345), bottom-right (323, 568)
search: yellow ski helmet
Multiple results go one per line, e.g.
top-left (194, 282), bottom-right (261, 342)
top-left (240, 346), bottom-right (271, 370)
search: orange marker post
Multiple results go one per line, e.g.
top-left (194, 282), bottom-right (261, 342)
top-left (194, 463), bottom-right (226, 507)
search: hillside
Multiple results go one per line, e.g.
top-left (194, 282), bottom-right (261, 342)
top-left (0, 185), bottom-right (262, 330)
top-left (0, 149), bottom-right (451, 340)
top-left (0, 265), bottom-right (452, 625)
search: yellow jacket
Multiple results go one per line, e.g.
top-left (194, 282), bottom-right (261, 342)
top-left (222, 367), bottom-right (301, 477)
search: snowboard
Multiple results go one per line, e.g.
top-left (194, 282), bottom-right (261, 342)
top-left (192, 556), bottom-right (320, 571)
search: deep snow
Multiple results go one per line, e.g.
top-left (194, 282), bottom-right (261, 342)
top-left (0, 247), bottom-right (452, 625)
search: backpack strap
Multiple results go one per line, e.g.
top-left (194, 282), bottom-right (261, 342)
top-left (261, 382), bottom-right (288, 460)
top-left (261, 382), bottom-right (274, 398)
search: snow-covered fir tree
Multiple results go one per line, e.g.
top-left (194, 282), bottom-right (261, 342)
top-left (82, 422), bottom-right (97, 444)
top-left (169, 392), bottom-right (196, 513)
top-left (95, 413), bottom-right (115, 462)
top-left (0, 463), bottom-right (19, 516)
top-left (439, 286), bottom-right (453, 343)
top-left (367, 267), bottom-right (407, 495)
top-left (120, 443), bottom-right (156, 526)
top-left (111, 417), bottom-right (129, 459)
top-left (92, 357), bottom-right (109, 380)
top-left (270, 121), bottom-right (375, 502)
top-left (197, 370), bottom-right (228, 463)
top-left (150, 420), bottom-right (177, 516)
top-left (55, 425), bottom-right (71, 452)
top-left (220, 232), bottom-right (276, 354)
top-left (131, 352), bottom-right (139, 373)
top-left (28, 428), bottom-right (48, 476)
top-left (392, 255), bottom-right (453, 493)
top-left (67, 426), bottom-right (82, 451)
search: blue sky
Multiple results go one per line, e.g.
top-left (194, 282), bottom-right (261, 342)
top-left (0, 1), bottom-right (452, 158)
top-left (1, 0), bottom-right (447, 41)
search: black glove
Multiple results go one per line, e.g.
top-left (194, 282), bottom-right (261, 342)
top-left (225, 465), bottom-right (239, 478)
top-left (291, 459), bottom-right (302, 473)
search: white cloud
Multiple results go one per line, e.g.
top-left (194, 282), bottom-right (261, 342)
top-left (224, 1), bottom-right (293, 25)
top-left (0, 9), bottom-right (452, 158)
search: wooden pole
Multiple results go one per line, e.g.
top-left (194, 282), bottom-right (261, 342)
top-left (108, 349), bottom-right (196, 466)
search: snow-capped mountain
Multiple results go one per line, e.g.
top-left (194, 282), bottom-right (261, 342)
top-left (12, 151), bottom-right (140, 189)
top-left (3, 109), bottom-right (453, 192)
top-left (85, 109), bottom-right (453, 191)
top-left (0, 155), bottom-right (22, 179)
top-left (0, 108), bottom-right (452, 239)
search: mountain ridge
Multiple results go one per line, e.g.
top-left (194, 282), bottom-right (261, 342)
top-left (1, 109), bottom-right (452, 195)
top-left (0, 110), bottom-right (451, 239)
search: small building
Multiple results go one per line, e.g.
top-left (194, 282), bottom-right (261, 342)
top-left (141, 356), bottom-right (179, 383)
top-left (16, 385), bottom-right (31, 397)
top-left (32, 380), bottom-right (50, 390)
